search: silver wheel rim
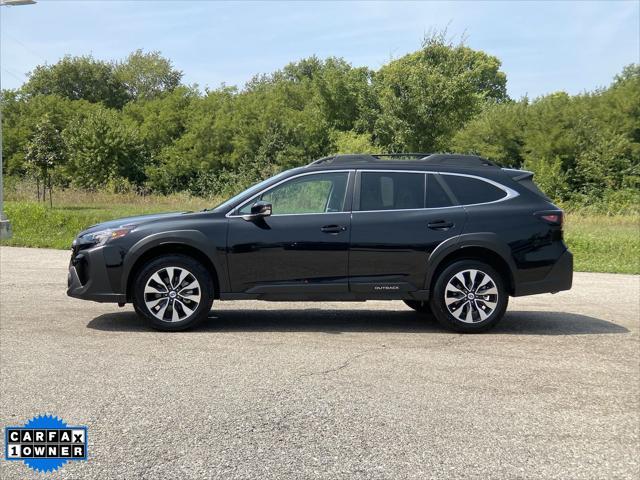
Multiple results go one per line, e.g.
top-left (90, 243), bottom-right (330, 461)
top-left (144, 266), bottom-right (201, 323)
top-left (444, 269), bottom-right (499, 324)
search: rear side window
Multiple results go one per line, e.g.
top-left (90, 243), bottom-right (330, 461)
top-left (358, 172), bottom-right (424, 211)
top-left (426, 174), bottom-right (454, 208)
top-left (442, 175), bottom-right (507, 205)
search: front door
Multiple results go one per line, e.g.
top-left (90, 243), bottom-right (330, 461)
top-left (227, 171), bottom-right (353, 296)
top-left (349, 171), bottom-right (466, 296)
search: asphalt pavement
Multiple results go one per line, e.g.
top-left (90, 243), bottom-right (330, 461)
top-left (0, 246), bottom-right (638, 479)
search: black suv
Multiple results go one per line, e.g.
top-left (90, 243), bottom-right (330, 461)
top-left (68, 153), bottom-right (573, 332)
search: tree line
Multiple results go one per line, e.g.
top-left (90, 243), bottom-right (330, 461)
top-left (2, 37), bottom-right (638, 207)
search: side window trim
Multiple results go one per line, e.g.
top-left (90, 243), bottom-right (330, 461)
top-left (438, 172), bottom-right (519, 207)
top-left (354, 170), bottom-right (426, 212)
top-left (352, 169), bottom-right (519, 212)
top-left (227, 170), bottom-right (354, 218)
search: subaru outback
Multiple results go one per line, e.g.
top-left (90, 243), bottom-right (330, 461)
top-left (67, 153), bottom-right (573, 332)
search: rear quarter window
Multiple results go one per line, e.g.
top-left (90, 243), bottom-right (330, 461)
top-left (442, 175), bottom-right (507, 205)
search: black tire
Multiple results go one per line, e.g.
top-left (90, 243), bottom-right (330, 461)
top-left (132, 254), bottom-right (214, 331)
top-left (430, 260), bottom-right (508, 333)
top-left (403, 300), bottom-right (433, 315)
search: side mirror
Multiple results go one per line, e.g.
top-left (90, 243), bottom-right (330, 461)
top-left (242, 201), bottom-right (272, 221)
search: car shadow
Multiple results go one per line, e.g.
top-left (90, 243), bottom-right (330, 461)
top-left (86, 309), bottom-right (630, 335)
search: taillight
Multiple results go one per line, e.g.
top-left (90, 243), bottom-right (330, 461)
top-left (535, 211), bottom-right (563, 226)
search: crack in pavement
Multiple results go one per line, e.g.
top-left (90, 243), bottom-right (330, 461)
top-left (299, 346), bottom-right (388, 378)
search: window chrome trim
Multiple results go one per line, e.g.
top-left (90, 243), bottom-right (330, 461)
top-left (225, 168), bottom-right (519, 218)
top-left (438, 171), bottom-right (519, 207)
top-left (353, 169), bottom-right (519, 212)
top-left (226, 169), bottom-right (353, 218)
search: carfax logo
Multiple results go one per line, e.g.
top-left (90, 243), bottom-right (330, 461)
top-left (4, 414), bottom-right (88, 473)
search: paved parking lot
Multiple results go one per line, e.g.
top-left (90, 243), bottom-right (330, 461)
top-left (0, 246), bottom-right (638, 479)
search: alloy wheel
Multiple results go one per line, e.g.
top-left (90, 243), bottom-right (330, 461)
top-left (444, 269), bottom-right (499, 323)
top-left (144, 266), bottom-right (201, 322)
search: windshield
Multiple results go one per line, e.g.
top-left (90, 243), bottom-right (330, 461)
top-left (212, 170), bottom-right (290, 213)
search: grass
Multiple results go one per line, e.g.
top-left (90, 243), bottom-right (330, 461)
top-left (0, 186), bottom-right (219, 250)
top-left (1, 185), bottom-right (638, 274)
top-left (564, 213), bottom-right (639, 274)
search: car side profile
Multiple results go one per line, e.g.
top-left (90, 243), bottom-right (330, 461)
top-left (67, 153), bottom-right (573, 332)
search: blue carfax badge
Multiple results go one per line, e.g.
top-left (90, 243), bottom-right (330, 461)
top-left (4, 414), bottom-right (88, 473)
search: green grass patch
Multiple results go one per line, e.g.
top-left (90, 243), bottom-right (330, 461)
top-left (1, 202), bottom-right (177, 249)
top-left (564, 213), bottom-right (639, 274)
top-left (2, 196), bottom-right (638, 274)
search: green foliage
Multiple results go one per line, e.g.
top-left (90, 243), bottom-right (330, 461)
top-left (62, 106), bottom-right (146, 189)
top-left (115, 49), bottom-right (183, 101)
top-left (24, 115), bottom-right (65, 201)
top-left (373, 34), bottom-right (508, 152)
top-left (22, 55), bottom-right (128, 108)
top-left (331, 130), bottom-right (381, 154)
top-left (2, 44), bottom-right (638, 210)
top-left (453, 64), bottom-right (640, 203)
top-left (1, 93), bottom-right (90, 175)
top-left (451, 100), bottom-right (528, 167)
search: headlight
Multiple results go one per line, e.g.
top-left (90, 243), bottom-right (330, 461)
top-left (81, 225), bottom-right (136, 246)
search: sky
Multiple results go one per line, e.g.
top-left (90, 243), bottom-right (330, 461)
top-left (1, 0), bottom-right (638, 99)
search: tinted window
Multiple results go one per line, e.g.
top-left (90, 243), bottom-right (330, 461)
top-left (443, 175), bottom-right (507, 205)
top-left (427, 174), bottom-right (453, 208)
top-left (359, 172), bottom-right (424, 211)
top-left (240, 172), bottom-right (348, 215)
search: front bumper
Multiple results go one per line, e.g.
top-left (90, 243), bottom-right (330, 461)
top-left (514, 249), bottom-right (573, 297)
top-left (67, 245), bottom-right (126, 303)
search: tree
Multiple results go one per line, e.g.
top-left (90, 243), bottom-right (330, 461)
top-left (451, 65), bottom-right (640, 202)
top-left (331, 130), bottom-right (381, 154)
top-left (1, 93), bottom-right (93, 178)
top-left (63, 107), bottom-right (146, 189)
top-left (24, 115), bottom-right (65, 205)
top-left (123, 85), bottom-right (198, 156)
top-left (451, 100), bottom-right (528, 167)
top-left (22, 55), bottom-right (128, 109)
top-left (373, 34), bottom-right (508, 152)
top-left (4, 49), bottom-right (639, 205)
top-left (115, 50), bottom-right (183, 101)
top-left (271, 56), bottom-right (377, 132)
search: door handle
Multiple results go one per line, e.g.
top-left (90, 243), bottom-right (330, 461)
top-left (427, 220), bottom-right (454, 230)
top-left (321, 225), bottom-right (347, 234)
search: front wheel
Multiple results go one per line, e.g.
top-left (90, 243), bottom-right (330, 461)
top-left (132, 254), bottom-right (214, 331)
top-left (430, 260), bottom-right (508, 333)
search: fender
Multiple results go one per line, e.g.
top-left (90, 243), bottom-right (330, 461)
top-left (425, 232), bottom-right (517, 290)
top-left (122, 229), bottom-right (228, 293)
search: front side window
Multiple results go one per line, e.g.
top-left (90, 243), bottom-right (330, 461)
top-left (239, 172), bottom-right (349, 215)
top-left (358, 172), bottom-right (425, 211)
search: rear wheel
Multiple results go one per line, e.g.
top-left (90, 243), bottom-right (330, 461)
top-left (403, 300), bottom-right (433, 315)
top-left (430, 260), bottom-right (508, 333)
top-left (132, 254), bottom-right (214, 331)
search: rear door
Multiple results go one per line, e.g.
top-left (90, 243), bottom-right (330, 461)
top-left (348, 171), bottom-right (466, 296)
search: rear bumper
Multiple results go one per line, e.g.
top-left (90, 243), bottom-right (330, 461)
top-left (513, 249), bottom-right (573, 297)
top-left (67, 246), bottom-right (126, 303)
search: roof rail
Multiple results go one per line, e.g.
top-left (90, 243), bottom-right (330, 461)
top-left (308, 153), bottom-right (497, 168)
top-left (307, 154), bottom-right (378, 166)
top-left (372, 153), bottom-right (431, 159)
top-left (421, 154), bottom-right (498, 168)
